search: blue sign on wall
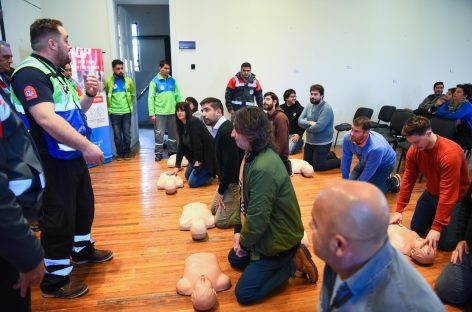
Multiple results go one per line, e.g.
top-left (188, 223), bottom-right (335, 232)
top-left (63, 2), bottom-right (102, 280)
top-left (179, 41), bottom-right (196, 50)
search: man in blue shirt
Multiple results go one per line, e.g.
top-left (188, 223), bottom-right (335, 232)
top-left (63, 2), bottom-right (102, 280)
top-left (310, 180), bottom-right (445, 312)
top-left (341, 116), bottom-right (400, 193)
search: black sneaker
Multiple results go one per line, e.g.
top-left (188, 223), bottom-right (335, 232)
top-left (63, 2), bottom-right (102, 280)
top-left (72, 248), bottom-right (113, 265)
top-left (41, 281), bottom-right (89, 299)
top-left (124, 153), bottom-right (131, 160)
top-left (155, 154), bottom-right (163, 161)
top-left (391, 174), bottom-right (401, 193)
top-left (115, 155), bottom-right (123, 161)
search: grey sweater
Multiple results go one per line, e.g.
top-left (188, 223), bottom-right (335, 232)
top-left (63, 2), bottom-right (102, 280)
top-left (298, 100), bottom-right (334, 145)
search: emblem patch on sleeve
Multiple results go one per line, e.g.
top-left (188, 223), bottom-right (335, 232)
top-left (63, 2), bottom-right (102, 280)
top-left (24, 85), bottom-right (38, 101)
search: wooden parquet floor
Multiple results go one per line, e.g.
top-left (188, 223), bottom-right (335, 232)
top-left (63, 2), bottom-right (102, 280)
top-left (30, 136), bottom-right (471, 311)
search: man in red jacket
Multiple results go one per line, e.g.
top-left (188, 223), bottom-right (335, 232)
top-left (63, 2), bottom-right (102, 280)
top-left (390, 116), bottom-right (470, 251)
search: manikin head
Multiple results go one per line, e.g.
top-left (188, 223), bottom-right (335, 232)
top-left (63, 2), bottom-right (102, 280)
top-left (411, 238), bottom-right (436, 265)
top-left (190, 219), bottom-right (207, 241)
top-left (191, 275), bottom-right (217, 311)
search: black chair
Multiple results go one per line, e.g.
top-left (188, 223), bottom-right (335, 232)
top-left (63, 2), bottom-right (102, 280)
top-left (369, 105), bottom-right (396, 129)
top-left (333, 107), bottom-right (374, 150)
top-left (373, 110), bottom-right (414, 150)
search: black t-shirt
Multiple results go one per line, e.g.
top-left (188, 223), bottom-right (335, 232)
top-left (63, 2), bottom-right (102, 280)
top-left (11, 54), bottom-right (59, 156)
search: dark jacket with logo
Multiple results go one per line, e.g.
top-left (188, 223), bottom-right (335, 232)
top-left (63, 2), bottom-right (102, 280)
top-left (225, 72), bottom-right (263, 112)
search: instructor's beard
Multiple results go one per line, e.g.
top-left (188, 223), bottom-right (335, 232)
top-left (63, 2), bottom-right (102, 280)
top-left (310, 99), bottom-right (321, 105)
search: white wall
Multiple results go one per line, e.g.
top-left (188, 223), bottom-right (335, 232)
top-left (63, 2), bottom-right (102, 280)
top-left (40, 0), bottom-right (115, 79)
top-left (2, 0), bottom-right (42, 65)
top-left (170, 0), bottom-right (472, 126)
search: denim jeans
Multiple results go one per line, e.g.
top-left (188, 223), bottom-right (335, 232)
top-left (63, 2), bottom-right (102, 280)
top-left (435, 252), bottom-right (472, 305)
top-left (110, 113), bottom-right (131, 156)
top-left (411, 190), bottom-right (460, 251)
top-left (154, 114), bottom-right (177, 155)
top-left (303, 143), bottom-right (341, 171)
top-left (349, 163), bottom-right (395, 193)
top-left (227, 246), bottom-right (297, 304)
top-left (184, 162), bottom-right (212, 188)
top-left (289, 134), bottom-right (304, 155)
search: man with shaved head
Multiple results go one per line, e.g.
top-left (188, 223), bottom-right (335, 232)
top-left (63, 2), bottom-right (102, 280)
top-left (311, 180), bottom-right (444, 311)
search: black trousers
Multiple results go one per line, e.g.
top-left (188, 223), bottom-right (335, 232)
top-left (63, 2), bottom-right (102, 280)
top-left (303, 143), bottom-right (341, 171)
top-left (0, 257), bottom-right (31, 312)
top-left (39, 156), bottom-right (94, 291)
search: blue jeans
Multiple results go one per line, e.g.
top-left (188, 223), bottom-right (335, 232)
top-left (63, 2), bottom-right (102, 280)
top-left (303, 143), bottom-right (341, 171)
top-left (288, 134), bottom-right (304, 155)
top-left (411, 191), bottom-right (460, 251)
top-left (435, 252), bottom-right (472, 305)
top-left (227, 247), bottom-right (297, 305)
top-left (349, 163), bottom-right (395, 193)
top-left (184, 163), bottom-right (212, 188)
top-left (110, 113), bottom-right (131, 156)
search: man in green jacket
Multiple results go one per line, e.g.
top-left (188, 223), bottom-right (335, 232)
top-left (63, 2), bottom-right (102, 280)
top-left (228, 107), bottom-right (318, 305)
top-left (148, 60), bottom-right (182, 161)
top-left (105, 59), bottom-right (135, 160)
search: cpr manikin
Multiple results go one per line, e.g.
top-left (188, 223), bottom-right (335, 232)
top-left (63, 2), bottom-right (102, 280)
top-left (176, 253), bottom-right (231, 311)
top-left (388, 223), bottom-right (436, 264)
top-left (157, 172), bottom-right (184, 194)
top-left (167, 154), bottom-right (189, 167)
top-left (180, 203), bottom-right (215, 241)
top-left (290, 159), bottom-right (314, 178)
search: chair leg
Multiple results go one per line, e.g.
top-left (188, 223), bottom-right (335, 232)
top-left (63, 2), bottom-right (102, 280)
top-left (333, 130), bottom-right (340, 151)
top-left (396, 149), bottom-right (405, 174)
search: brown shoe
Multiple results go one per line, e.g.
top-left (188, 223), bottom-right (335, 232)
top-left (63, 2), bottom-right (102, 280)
top-left (41, 281), bottom-right (89, 299)
top-left (294, 244), bottom-right (319, 283)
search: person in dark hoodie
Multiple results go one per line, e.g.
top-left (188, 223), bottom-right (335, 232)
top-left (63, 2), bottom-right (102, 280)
top-left (225, 62), bottom-right (263, 120)
top-left (280, 89), bottom-right (305, 154)
top-left (263, 91), bottom-right (291, 175)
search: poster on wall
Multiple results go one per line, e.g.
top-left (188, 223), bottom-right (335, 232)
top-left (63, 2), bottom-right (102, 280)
top-left (69, 47), bottom-right (112, 165)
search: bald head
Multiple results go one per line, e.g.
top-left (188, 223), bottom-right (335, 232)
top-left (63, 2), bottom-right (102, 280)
top-left (310, 181), bottom-right (389, 277)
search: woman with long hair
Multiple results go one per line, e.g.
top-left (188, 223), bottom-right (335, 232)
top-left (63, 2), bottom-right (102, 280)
top-left (171, 101), bottom-right (216, 187)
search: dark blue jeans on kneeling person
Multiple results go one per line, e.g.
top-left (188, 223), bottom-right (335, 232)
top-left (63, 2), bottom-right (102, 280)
top-left (110, 113), bottom-right (131, 157)
top-left (227, 246), bottom-right (297, 304)
top-left (411, 190), bottom-right (460, 251)
top-left (349, 163), bottom-right (395, 193)
top-left (435, 252), bottom-right (472, 305)
top-left (185, 162), bottom-right (212, 188)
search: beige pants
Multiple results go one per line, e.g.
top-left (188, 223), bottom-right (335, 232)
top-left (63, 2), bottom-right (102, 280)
top-left (210, 183), bottom-right (240, 228)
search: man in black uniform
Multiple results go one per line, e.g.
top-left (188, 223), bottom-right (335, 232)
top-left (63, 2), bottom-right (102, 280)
top-left (11, 18), bottom-right (112, 299)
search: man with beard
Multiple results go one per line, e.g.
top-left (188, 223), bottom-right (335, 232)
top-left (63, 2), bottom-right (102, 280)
top-left (263, 91), bottom-right (291, 174)
top-left (280, 89), bottom-right (305, 154)
top-left (200, 97), bottom-right (243, 228)
top-left (11, 18), bottom-right (113, 299)
top-left (298, 84), bottom-right (341, 171)
top-left (105, 59), bottom-right (135, 160)
top-left (225, 62), bottom-right (263, 120)
top-left (414, 81), bottom-right (444, 117)
top-left (341, 116), bottom-right (400, 193)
